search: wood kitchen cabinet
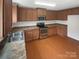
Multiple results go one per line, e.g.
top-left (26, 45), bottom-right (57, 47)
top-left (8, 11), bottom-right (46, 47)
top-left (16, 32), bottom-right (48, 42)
top-left (18, 8), bottom-right (47, 21)
top-left (17, 7), bottom-right (79, 21)
top-left (57, 7), bottom-right (79, 20)
top-left (57, 10), bottom-right (68, 20)
top-left (18, 7), bottom-right (37, 21)
top-left (46, 10), bottom-right (57, 20)
top-left (37, 8), bottom-right (47, 17)
top-left (24, 28), bottom-right (39, 42)
top-left (18, 7), bottom-right (27, 21)
top-left (70, 7), bottom-right (79, 15)
top-left (26, 8), bottom-right (37, 21)
top-left (25, 29), bottom-right (33, 41)
top-left (48, 24), bottom-right (67, 37)
top-left (62, 8), bottom-right (79, 16)
top-left (48, 26), bottom-right (57, 37)
top-left (57, 25), bottom-right (67, 37)
top-left (0, 0), bottom-right (12, 38)
top-left (32, 28), bottom-right (39, 40)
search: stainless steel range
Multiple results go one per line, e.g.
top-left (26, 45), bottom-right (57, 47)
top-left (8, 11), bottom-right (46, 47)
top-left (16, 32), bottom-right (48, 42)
top-left (37, 22), bottom-right (48, 39)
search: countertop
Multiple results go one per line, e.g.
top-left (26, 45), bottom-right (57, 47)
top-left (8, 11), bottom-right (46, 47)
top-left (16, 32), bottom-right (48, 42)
top-left (47, 23), bottom-right (67, 27)
top-left (0, 40), bottom-right (26, 59)
top-left (12, 26), bottom-right (39, 32)
top-left (0, 38), bottom-right (3, 42)
top-left (12, 23), bottom-right (67, 32)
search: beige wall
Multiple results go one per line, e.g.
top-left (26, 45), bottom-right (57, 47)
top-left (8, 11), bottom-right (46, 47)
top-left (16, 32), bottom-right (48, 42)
top-left (12, 3), bottom-right (17, 24)
top-left (0, 0), bottom-right (3, 39)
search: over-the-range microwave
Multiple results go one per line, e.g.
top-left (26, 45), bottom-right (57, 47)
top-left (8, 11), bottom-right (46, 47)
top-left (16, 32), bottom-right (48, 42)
top-left (38, 16), bottom-right (46, 21)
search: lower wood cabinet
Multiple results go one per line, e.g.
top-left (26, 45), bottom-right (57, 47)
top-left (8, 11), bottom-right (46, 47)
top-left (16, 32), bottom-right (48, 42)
top-left (48, 25), bottom-right (67, 37)
top-left (24, 28), bottom-right (39, 42)
top-left (57, 25), bottom-right (67, 37)
top-left (24, 25), bottom-right (67, 42)
top-left (48, 26), bottom-right (57, 37)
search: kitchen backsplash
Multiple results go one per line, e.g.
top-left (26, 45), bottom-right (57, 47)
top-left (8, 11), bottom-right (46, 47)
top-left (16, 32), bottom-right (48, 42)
top-left (55, 20), bottom-right (67, 25)
top-left (12, 20), bottom-right (67, 27)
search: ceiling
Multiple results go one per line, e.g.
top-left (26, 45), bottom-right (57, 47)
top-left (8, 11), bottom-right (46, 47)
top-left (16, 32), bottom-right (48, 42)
top-left (12, 0), bottom-right (79, 10)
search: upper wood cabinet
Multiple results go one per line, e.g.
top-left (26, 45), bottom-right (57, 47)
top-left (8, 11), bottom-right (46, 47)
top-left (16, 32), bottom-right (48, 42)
top-left (70, 8), bottom-right (79, 15)
top-left (12, 3), bottom-right (18, 23)
top-left (57, 7), bottom-right (79, 20)
top-left (46, 10), bottom-right (57, 20)
top-left (57, 10), bottom-right (68, 20)
top-left (37, 8), bottom-right (47, 17)
top-left (17, 7), bottom-right (79, 21)
top-left (18, 7), bottom-right (27, 21)
top-left (18, 8), bottom-right (37, 21)
top-left (26, 8), bottom-right (37, 21)
top-left (63, 8), bottom-right (79, 15)
top-left (0, 0), bottom-right (12, 38)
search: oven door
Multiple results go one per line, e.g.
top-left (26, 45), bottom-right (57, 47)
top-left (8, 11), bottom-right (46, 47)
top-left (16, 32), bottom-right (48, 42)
top-left (40, 28), bottom-right (48, 34)
top-left (40, 28), bottom-right (48, 39)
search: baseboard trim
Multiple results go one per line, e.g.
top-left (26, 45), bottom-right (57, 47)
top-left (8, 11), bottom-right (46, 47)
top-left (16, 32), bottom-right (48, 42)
top-left (67, 36), bottom-right (79, 41)
top-left (66, 36), bottom-right (79, 45)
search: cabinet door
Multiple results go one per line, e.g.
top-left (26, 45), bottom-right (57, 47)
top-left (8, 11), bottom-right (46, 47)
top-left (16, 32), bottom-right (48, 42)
top-left (66, 9), bottom-right (72, 15)
top-left (18, 7), bottom-right (27, 21)
top-left (32, 9), bottom-right (38, 21)
top-left (37, 8), bottom-right (47, 17)
top-left (57, 10), bottom-right (67, 20)
top-left (48, 26), bottom-right (57, 37)
top-left (3, 0), bottom-right (12, 37)
top-left (26, 8), bottom-right (33, 21)
top-left (57, 25), bottom-right (67, 37)
top-left (32, 29), bottom-right (39, 40)
top-left (18, 8), bottom-right (37, 21)
top-left (70, 8), bottom-right (79, 15)
top-left (24, 30), bottom-right (33, 42)
top-left (57, 11), bottom-right (62, 20)
top-left (46, 10), bottom-right (56, 20)
top-left (27, 8), bottom-right (37, 21)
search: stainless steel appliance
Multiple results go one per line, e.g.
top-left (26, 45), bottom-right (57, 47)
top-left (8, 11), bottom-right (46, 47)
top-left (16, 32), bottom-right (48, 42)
top-left (37, 22), bottom-right (48, 39)
top-left (40, 27), bottom-right (48, 39)
top-left (38, 16), bottom-right (46, 21)
top-left (10, 31), bottom-right (24, 42)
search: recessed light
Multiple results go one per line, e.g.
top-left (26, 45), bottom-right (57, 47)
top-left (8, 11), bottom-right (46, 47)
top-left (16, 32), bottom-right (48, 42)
top-left (35, 2), bottom-right (56, 7)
